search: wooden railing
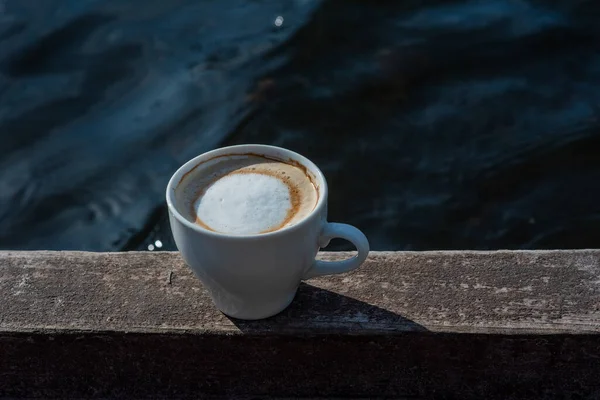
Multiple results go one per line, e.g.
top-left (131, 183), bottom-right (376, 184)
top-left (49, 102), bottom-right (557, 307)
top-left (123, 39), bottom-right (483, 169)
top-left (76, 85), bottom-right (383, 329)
top-left (1, 251), bottom-right (599, 398)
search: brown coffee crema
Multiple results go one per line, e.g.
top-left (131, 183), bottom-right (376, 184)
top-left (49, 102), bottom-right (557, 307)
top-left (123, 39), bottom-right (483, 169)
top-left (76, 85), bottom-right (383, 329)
top-left (177, 154), bottom-right (319, 235)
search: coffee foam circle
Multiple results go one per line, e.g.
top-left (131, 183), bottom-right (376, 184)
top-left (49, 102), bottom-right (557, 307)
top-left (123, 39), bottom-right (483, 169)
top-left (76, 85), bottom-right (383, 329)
top-left (178, 154), bottom-right (318, 235)
top-left (194, 172), bottom-right (293, 235)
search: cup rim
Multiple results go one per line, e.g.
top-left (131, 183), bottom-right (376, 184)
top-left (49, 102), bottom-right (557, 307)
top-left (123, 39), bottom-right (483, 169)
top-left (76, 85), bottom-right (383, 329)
top-left (166, 144), bottom-right (328, 240)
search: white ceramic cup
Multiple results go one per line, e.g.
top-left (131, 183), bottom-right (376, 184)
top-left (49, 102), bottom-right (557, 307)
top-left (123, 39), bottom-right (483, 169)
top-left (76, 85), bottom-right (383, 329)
top-left (166, 144), bottom-right (370, 320)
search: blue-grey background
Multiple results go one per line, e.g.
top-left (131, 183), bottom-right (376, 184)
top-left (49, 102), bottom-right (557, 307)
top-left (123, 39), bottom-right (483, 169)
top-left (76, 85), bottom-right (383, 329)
top-left (1, 0), bottom-right (599, 251)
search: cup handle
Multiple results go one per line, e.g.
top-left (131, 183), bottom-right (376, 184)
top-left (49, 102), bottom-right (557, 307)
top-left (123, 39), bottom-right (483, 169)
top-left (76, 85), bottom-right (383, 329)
top-left (302, 222), bottom-right (370, 280)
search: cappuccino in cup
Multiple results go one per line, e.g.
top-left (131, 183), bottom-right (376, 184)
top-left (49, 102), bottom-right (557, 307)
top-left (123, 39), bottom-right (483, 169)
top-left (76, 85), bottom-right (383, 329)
top-left (167, 144), bottom-right (369, 320)
top-left (177, 154), bottom-right (318, 235)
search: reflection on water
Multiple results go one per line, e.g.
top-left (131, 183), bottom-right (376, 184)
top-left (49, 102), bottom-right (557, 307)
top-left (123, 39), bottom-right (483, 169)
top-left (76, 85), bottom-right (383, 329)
top-left (1, 0), bottom-right (600, 251)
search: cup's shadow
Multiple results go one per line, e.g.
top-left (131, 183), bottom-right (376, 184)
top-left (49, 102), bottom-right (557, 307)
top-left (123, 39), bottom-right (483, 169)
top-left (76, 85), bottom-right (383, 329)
top-left (227, 282), bottom-right (428, 333)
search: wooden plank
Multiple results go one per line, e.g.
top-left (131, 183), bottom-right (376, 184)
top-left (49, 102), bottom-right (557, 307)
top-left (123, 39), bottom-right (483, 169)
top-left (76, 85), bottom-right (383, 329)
top-left (1, 251), bottom-right (599, 398)
top-left (1, 250), bottom-right (599, 335)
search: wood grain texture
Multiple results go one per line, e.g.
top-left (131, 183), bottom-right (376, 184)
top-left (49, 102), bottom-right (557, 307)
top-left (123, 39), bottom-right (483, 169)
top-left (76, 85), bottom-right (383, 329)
top-left (1, 250), bottom-right (599, 335)
top-left (1, 251), bottom-right (600, 398)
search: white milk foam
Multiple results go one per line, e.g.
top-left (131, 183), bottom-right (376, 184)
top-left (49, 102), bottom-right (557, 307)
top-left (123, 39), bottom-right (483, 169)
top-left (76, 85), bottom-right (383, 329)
top-left (195, 173), bottom-right (291, 235)
top-left (177, 155), bottom-right (318, 235)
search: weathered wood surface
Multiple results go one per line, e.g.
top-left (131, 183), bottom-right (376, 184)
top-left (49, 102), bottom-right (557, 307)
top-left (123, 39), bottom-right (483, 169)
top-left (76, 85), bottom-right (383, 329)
top-left (1, 250), bottom-right (599, 335)
top-left (1, 250), bottom-right (600, 399)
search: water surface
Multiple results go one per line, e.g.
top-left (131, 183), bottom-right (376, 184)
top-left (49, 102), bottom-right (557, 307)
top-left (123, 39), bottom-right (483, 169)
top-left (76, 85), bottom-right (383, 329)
top-left (1, 0), bottom-right (600, 251)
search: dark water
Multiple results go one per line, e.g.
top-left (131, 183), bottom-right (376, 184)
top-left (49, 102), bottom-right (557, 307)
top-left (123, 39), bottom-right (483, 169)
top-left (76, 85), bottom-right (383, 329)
top-left (1, 0), bottom-right (600, 252)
